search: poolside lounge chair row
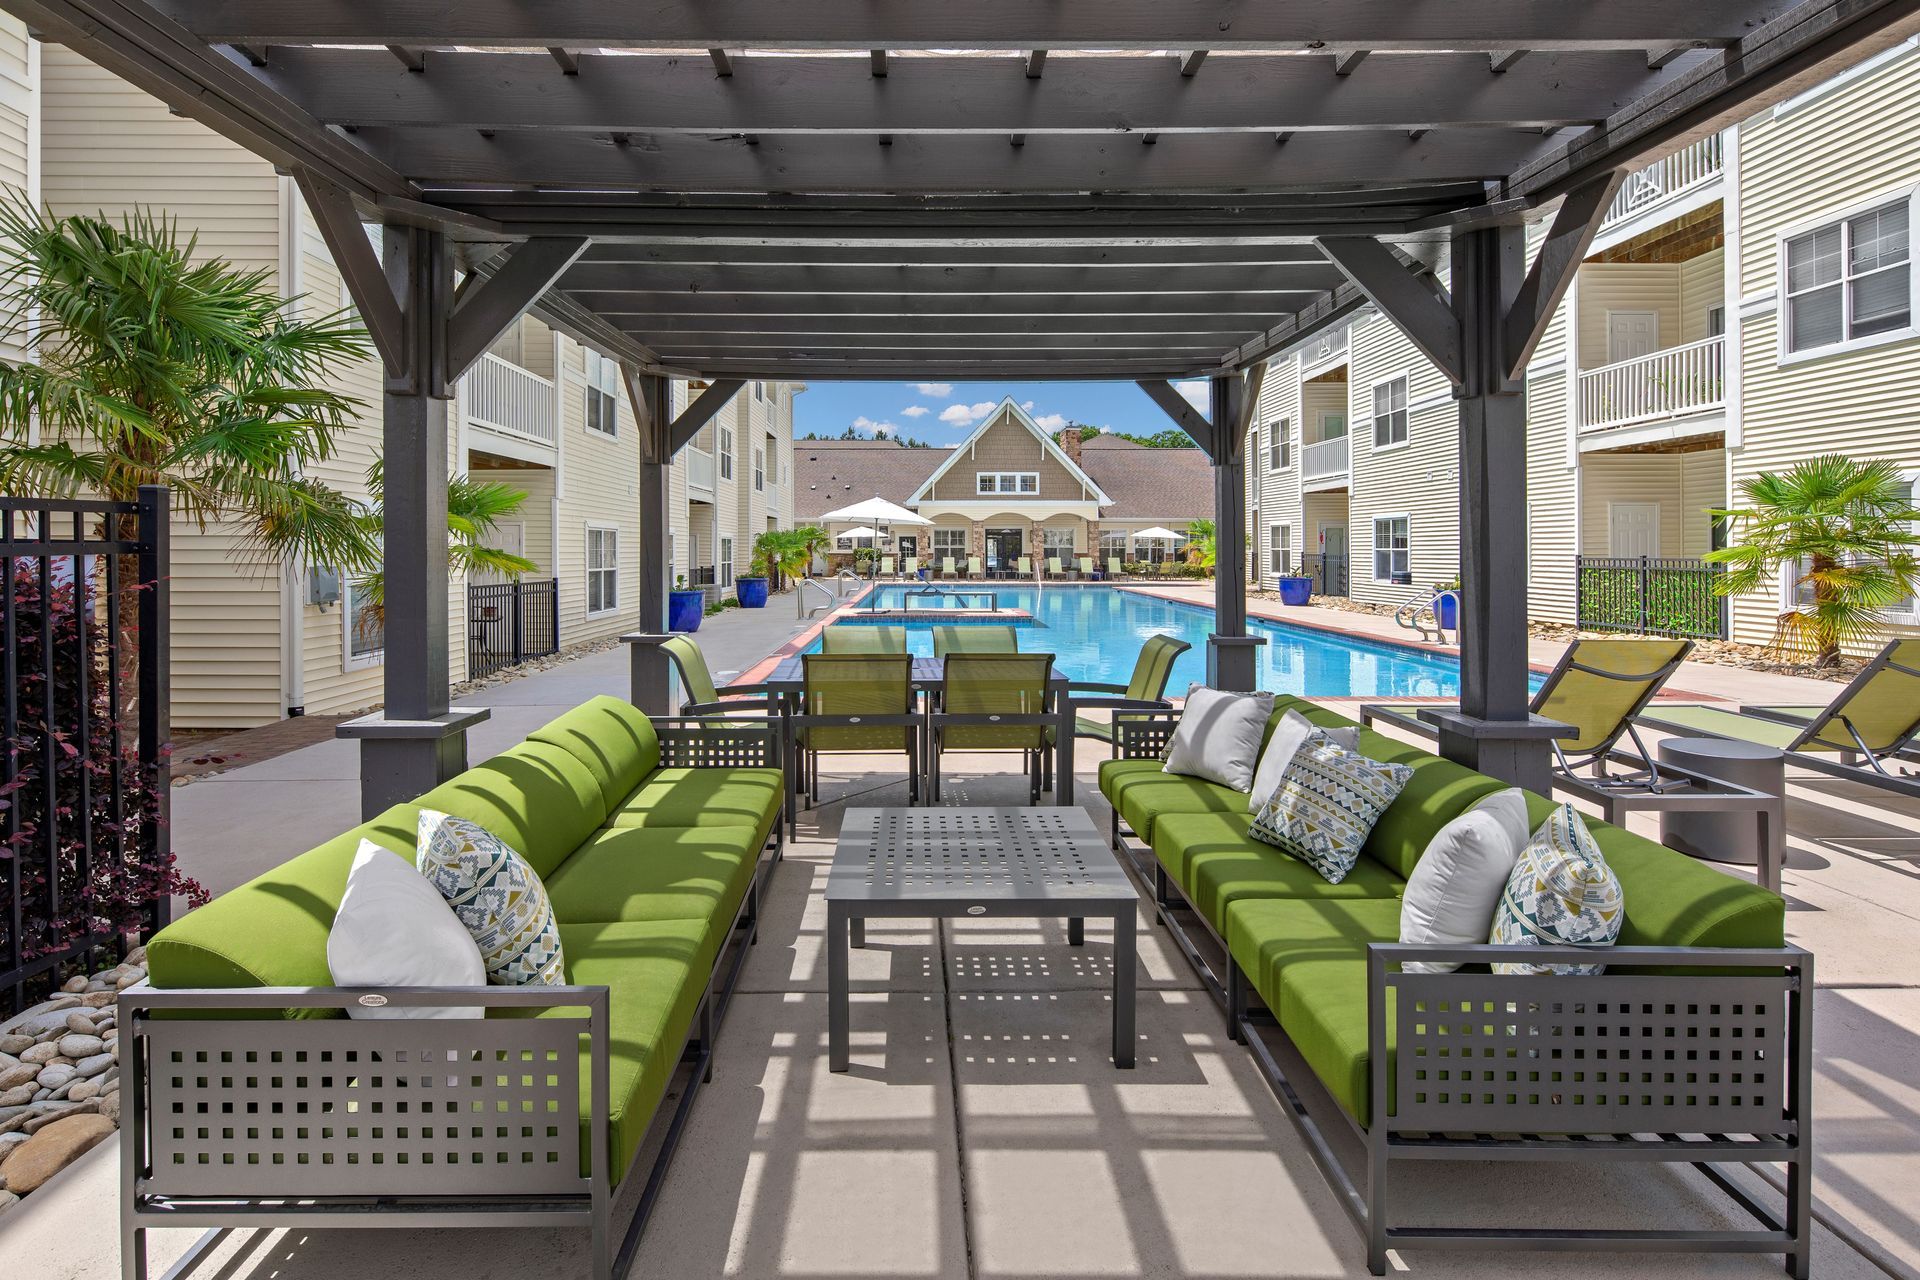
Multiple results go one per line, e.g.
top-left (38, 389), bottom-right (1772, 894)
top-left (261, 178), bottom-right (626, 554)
top-left (870, 555), bottom-right (1191, 581)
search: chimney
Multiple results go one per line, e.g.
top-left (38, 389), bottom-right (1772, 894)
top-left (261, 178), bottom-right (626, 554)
top-left (1059, 427), bottom-right (1083, 466)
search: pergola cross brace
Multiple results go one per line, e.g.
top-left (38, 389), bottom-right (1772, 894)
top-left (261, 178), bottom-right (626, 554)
top-left (667, 379), bottom-right (747, 455)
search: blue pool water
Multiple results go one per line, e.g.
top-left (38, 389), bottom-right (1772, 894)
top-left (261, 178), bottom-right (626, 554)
top-left (804, 585), bottom-right (1543, 700)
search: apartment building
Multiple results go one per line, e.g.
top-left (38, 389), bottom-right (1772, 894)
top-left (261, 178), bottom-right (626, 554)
top-left (1248, 39), bottom-right (1920, 654)
top-left (0, 29), bottom-right (801, 728)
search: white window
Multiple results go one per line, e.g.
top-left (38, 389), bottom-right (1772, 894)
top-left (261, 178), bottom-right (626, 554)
top-left (1268, 419), bottom-right (1291, 471)
top-left (932, 527), bottom-right (967, 557)
top-left (1371, 377), bottom-right (1409, 449)
top-left (586, 525), bottom-right (619, 615)
top-left (1372, 515), bottom-right (1410, 582)
top-left (1099, 530), bottom-right (1129, 561)
top-left (583, 350), bottom-right (619, 436)
top-left (719, 425), bottom-right (734, 479)
top-left (1043, 527), bottom-right (1075, 557)
top-left (342, 577), bottom-right (383, 670)
top-left (753, 380), bottom-right (764, 402)
top-left (1269, 524), bottom-right (1291, 576)
top-left (975, 472), bottom-right (1039, 495)
top-left (753, 446), bottom-right (765, 492)
top-left (719, 536), bottom-right (735, 587)
top-left (1783, 197), bottom-right (1912, 354)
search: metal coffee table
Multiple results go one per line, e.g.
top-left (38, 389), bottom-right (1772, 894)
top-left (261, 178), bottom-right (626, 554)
top-left (826, 806), bottom-right (1139, 1071)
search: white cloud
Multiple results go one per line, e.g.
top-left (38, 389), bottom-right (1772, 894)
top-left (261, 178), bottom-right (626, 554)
top-left (899, 404), bottom-right (930, 418)
top-left (1021, 400), bottom-right (1036, 412)
top-left (852, 415), bottom-right (897, 437)
top-left (911, 382), bottom-right (954, 398)
top-left (1175, 380), bottom-right (1211, 415)
top-left (938, 400), bottom-right (1000, 427)
top-left (1033, 412), bottom-right (1068, 431)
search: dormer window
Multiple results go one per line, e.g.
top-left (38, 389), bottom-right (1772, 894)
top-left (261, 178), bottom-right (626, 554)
top-left (976, 472), bottom-right (1039, 495)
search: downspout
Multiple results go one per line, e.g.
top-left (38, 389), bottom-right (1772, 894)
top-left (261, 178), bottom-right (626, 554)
top-left (277, 175), bottom-right (307, 716)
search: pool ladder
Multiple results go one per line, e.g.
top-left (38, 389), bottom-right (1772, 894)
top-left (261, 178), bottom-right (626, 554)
top-left (1395, 588), bottom-right (1460, 645)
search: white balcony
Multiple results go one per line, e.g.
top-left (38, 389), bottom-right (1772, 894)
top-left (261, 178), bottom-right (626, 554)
top-left (686, 446), bottom-right (716, 495)
top-left (1602, 135), bottom-right (1724, 228)
top-left (461, 353), bottom-right (556, 458)
top-left (1301, 435), bottom-right (1350, 485)
top-left (1577, 335), bottom-right (1727, 437)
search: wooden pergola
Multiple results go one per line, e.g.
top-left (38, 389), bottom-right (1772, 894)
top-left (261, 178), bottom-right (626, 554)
top-left (12, 0), bottom-right (1917, 811)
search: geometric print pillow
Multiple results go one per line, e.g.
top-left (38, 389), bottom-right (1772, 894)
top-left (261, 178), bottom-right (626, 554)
top-left (1248, 732), bottom-right (1413, 884)
top-left (1489, 802), bottom-right (1624, 976)
top-left (415, 810), bottom-right (567, 986)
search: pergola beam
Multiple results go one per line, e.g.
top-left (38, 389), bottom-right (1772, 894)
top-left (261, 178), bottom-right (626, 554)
top-left (559, 264), bottom-right (1348, 295)
top-left (158, 0), bottom-right (1790, 49)
top-left (1313, 237), bottom-right (1461, 384)
top-left (359, 129), bottom-right (1549, 193)
top-left (1501, 170), bottom-right (1627, 378)
top-left (668, 378), bottom-right (747, 454)
top-left (294, 170), bottom-right (408, 374)
top-left (446, 236), bottom-right (590, 378)
top-left (578, 290), bottom-right (1318, 317)
top-left (575, 242), bottom-right (1337, 267)
top-left (1135, 380), bottom-right (1215, 456)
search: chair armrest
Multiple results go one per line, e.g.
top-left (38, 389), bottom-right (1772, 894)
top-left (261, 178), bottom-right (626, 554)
top-left (654, 715), bottom-right (781, 768)
top-left (1065, 681), bottom-right (1133, 696)
top-left (1070, 695), bottom-right (1172, 712)
top-left (1112, 708), bottom-right (1180, 760)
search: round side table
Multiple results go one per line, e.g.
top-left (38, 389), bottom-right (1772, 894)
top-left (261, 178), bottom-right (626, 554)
top-left (1657, 736), bottom-right (1786, 869)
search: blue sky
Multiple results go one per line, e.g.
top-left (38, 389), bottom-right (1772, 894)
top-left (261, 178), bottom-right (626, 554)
top-left (790, 379), bottom-right (1210, 443)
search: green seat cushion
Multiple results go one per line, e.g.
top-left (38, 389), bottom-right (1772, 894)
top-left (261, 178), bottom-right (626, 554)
top-left (1153, 812), bottom-right (1405, 931)
top-left (1352, 732), bottom-right (1511, 880)
top-left (606, 767), bottom-right (783, 846)
top-left (1224, 897), bottom-right (1403, 1126)
top-left (146, 803), bottom-right (425, 1008)
top-left (545, 825), bottom-right (761, 941)
top-left (1098, 758), bottom-right (1245, 843)
top-left (525, 696), bottom-right (662, 808)
top-left (498, 919), bottom-right (710, 1180)
top-left (416, 739), bottom-right (609, 881)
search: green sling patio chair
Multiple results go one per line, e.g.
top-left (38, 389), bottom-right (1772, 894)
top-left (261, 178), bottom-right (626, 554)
top-left (1157, 560), bottom-right (1179, 578)
top-left (1108, 556), bottom-right (1125, 580)
top-left (822, 625), bottom-right (908, 654)
top-left (1057, 632), bottom-right (1193, 750)
top-left (903, 556), bottom-right (920, 578)
top-left (940, 556), bottom-right (958, 579)
top-left (1016, 555), bottom-right (1033, 578)
top-left (656, 633), bottom-right (775, 717)
top-left (967, 556), bottom-right (985, 579)
top-left (1639, 638), bottom-right (1920, 798)
top-left (1047, 555), bottom-right (1066, 578)
top-left (928, 652), bottom-right (1056, 803)
top-left (1361, 637), bottom-right (1694, 789)
top-left (879, 555), bottom-right (896, 577)
top-left (932, 624), bottom-right (1019, 657)
top-left (794, 653), bottom-right (920, 807)
top-left (1078, 556), bottom-right (1097, 579)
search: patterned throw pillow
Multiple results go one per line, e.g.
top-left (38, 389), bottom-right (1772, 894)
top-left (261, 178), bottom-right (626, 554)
top-left (1489, 802), bottom-right (1624, 975)
top-left (416, 810), bottom-right (567, 986)
top-left (1249, 733), bottom-right (1413, 883)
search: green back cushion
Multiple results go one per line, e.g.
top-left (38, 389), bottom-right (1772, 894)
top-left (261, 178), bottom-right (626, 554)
top-left (526, 695), bottom-right (661, 806)
top-left (415, 739), bottom-right (609, 880)
top-left (146, 803), bottom-right (424, 1007)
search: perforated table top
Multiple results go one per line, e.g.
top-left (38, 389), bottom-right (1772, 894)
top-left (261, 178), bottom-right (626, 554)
top-left (827, 807), bottom-right (1136, 906)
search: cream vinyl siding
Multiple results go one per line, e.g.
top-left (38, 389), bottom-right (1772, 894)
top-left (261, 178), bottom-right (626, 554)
top-left (1731, 47), bottom-right (1920, 649)
top-left (0, 18), bottom-right (33, 364)
top-left (41, 50), bottom-right (290, 726)
top-left (1253, 355), bottom-right (1303, 587)
top-left (1577, 452), bottom-right (1727, 557)
top-left (1524, 373), bottom-right (1578, 621)
top-left (1344, 312), bottom-right (1456, 606)
top-left (1578, 263), bottom-right (1684, 367)
top-left (554, 336), bottom-right (641, 645)
top-left (1680, 248), bottom-right (1728, 342)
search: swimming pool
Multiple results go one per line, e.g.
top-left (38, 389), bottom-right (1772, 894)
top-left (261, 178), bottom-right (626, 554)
top-left (804, 585), bottom-right (1542, 700)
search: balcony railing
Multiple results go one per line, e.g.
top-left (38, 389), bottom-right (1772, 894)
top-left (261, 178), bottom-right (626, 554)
top-left (1577, 335), bottom-right (1726, 435)
top-left (1602, 134), bottom-right (1725, 226)
top-left (1301, 435), bottom-right (1350, 481)
top-left (686, 447), bottom-right (716, 493)
top-left (462, 353), bottom-right (556, 446)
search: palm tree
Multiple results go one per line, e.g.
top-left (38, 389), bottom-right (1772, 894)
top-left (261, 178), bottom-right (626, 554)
top-left (350, 459), bottom-right (539, 632)
top-left (0, 200), bottom-right (375, 569)
top-left (1706, 454), bottom-right (1920, 666)
top-left (752, 526), bottom-right (828, 616)
top-left (1184, 517), bottom-right (1217, 569)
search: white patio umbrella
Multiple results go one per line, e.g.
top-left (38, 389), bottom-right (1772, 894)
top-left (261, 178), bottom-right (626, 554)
top-left (820, 496), bottom-right (932, 597)
top-left (1132, 526), bottom-right (1187, 541)
top-left (837, 525), bottom-right (879, 542)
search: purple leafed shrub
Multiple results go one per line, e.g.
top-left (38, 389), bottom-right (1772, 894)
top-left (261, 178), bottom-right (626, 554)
top-left (1, 557), bottom-right (205, 998)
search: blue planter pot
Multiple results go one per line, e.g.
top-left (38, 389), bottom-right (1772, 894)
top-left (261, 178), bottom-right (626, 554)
top-left (735, 576), bottom-right (769, 608)
top-left (668, 589), bottom-right (706, 633)
top-left (1276, 576), bottom-right (1314, 606)
top-left (1436, 592), bottom-right (1458, 631)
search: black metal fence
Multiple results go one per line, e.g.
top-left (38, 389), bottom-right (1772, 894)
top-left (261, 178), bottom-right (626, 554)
top-left (467, 578), bottom-right (560, 679)
top-left (1576, 555), bottom-right (1727, 640)
top-left (1302, 552), bottom-right (1349, 597)
top-left (3, 487), bottom-right (174, 1015)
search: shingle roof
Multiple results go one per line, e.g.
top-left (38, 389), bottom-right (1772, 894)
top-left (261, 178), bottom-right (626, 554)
top-left (789, 432), bottom-right (1211, 522)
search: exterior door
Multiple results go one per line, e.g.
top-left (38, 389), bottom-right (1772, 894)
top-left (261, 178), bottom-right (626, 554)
top-left (1317, 410), bottom-right (1347, 440)
top-left (985, 527), bottom-right (1023, 570)
top-left (1607, 311), bottom-right (1660, 363)
top-left (1318, 522), bottom-right (1349, 595)
top-left (1609, 502), bottom-right (1662, 558)
top-left (896, 534), bottom-right (917, 561)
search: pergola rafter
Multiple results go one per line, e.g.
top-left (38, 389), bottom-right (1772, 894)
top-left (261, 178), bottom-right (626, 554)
top-left (11, 0), bottom-right (1916, 818)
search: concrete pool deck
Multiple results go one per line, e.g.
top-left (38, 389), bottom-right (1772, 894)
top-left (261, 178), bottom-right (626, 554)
top-left (7, 593), bottom-right (1918, 1280)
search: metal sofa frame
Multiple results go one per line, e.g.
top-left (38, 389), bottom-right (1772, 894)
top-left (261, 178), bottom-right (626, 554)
top-left (1107, 711), bottom-right (1814, 1277)
top-left (119, 716), bottom-right (782, 1280)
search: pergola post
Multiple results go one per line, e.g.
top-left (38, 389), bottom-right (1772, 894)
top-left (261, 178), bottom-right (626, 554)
top-left (1208, 373), bottom-right (1259, 691)
top-left (623, 369), bottom-right (675, 714)
top-left (335, 224), bottom-right (490, 819)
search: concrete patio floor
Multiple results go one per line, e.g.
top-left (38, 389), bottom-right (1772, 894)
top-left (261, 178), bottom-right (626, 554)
top-left (5, 596), bottom-right (1918, 1280)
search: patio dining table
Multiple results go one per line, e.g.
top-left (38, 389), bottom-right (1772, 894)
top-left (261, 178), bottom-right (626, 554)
top-left (759, 653), bottom-right (1077, 821)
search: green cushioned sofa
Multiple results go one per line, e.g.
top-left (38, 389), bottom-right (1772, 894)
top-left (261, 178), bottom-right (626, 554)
top-left (120, 697), bottom-right (783, 1280)
top-left (1100, 696), bottom-right (1813, 1277)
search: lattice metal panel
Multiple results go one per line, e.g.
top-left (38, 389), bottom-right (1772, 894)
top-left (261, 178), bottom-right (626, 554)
top-left (1114, 715), bottom-right (1177, 761)
top-left (141, 1016), bottom-right (589, 1198)
top-left (862, 809), bottom-right (1103, 894)
top-left (657, 722), bottom-right (776, 769)
top-left (1389, 973), bottom-right (1793, 1136)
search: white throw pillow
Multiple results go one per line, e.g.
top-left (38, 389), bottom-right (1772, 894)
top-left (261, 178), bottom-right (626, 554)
top-left (1161, 684), bottom-right (1276, 793)
top-left (1248, 709), bottom-right (1358, 811)
top-left (327, 840), bottom-right (487, 1019)
top-left (1398, 788), bottom-right (1530, 974)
